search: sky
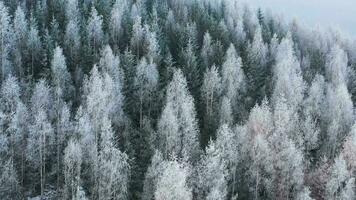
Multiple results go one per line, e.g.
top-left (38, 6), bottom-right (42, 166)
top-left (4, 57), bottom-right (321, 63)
top-left (242, 0), bottom-right (356, 37)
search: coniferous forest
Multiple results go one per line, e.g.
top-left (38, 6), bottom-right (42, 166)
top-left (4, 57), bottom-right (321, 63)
top-left (1, 0), bottom-right (356, 199)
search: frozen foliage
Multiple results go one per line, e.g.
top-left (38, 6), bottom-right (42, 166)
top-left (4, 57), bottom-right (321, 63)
top-left (0, 0), bottom-right (356, 199)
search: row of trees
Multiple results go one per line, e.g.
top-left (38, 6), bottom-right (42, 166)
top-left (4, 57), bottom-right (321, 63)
top-left (1, 0), bottom-right (356, 199)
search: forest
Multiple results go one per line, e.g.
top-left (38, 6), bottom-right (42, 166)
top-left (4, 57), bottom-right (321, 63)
top-left (0, 0), bottom-right (356, 199)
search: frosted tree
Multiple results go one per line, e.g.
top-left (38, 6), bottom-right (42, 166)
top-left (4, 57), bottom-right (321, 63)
top-left (325, 44), bottom-right (348, 86)
top-left (157, 69), bottom-right (200, 161)
top-left (87, 6), bottom-right (104, 56)
top-left (221, 44), bottom-right (245, 115)
top-left (249, 134), bottom-right (273, 200)
top-left (65, 18), bottom-right (81, 65)
top-left (84, 66), bottom-right (120, 135)
top-left (51, 46), bottom-right (73, 100)
top-left (54, 103), bottom-right (72, 189)
top-left (198, 140), bottom-right (228, 200)
top-left (0, 158), bottom-right (20, 199)
top-left (272, 32), bottom-right (305, 111)
top-left (64, 139), bottom-right (82, 200)
top-left (142, 151), bottom-right (164, 200)
top-left (303, 74), bottom-right (325, 120)
top-left (201, 65), bottom-right (222, 141)
top-left (325, 84), bottom-right (354, 157)
top-left (109, 0), bottom-right (128, 46)
top-left (13, 5), bottom-right (28, 79)
top-left (130, 16), bottom-right (145, 57)
top-left (247, 99), bottom-right (273, 137)
top-left (98, 46), bottom-right (125, 126)
top-left (215, 124), bottom-right (239, 195)
top-left (201, 65), bottom-right (222, 120)
top-left (156, 103), bottom-right (180, 158)
top-left (0, 2), bottom-right (13, 81)
top-left (145, 29), bottom-right (161, 64)
top-left (30, 79), bottom-right (53, 120)
top-left (246, 26), bottom-right (268, 101)
top-left (8, 101), bottom-right (28, 185)
top-left (154, 159), bottom-right (192, 200)
top-left (342, 124), bottom-right (356, 175)
top-left (27, 109), bottom-right (54, 198)
top-left (201, 32), bottom-right (214, 67)
top-left (134, 57), bottom-right (159, 128)
top-left (98, 117), bottom-right (130, 200)
top-left (180, 39), bottom-right (199, 95)
top-left (219, 96), bottom-right (233, 126)
top-left (271, 138), bottom-right (304, 199)
top-left (273, 93), bottom-right (305, 153)
top-left (27, 14), bottom-right (42, 78)
top-left (65, 0), bottom-right (80, 22)
top-left (74, 106), bottom-right (97, 195)
top-left (301, 114), bottom-right (320, 154)
top-left (296, 187), bottom-right (314, 200)
top-left (325, 156), bottom-right (355, 200)
top-left (0, 75), bottom-right (25, 176)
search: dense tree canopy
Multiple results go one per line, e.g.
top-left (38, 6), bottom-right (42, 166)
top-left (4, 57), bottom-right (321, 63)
top-left (0, 0), bottom-right (356, 199)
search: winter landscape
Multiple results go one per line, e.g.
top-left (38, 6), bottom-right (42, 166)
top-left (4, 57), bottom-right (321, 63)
top-left (0, 0), bottom-right (356, 199)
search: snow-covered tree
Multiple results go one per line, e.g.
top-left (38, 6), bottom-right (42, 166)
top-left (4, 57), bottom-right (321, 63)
top-left (98, 117), bottom-right (130, 200)
top-left (130, 16), bottom-right (145, 57)
top-left (0, 158), bottom-right (20, 199)
top-left (157, 69), bottom-right (200, 161)
top-left (325, 83), bottom-right (354, 157)
top-left (109, 0), bottom-right (128, 46)
top-left (142, 151), bottom-right (165, 200)
top-left (201, 65), bottom-right (222, 119)
top-left (154, 159), bottom-right (192, 200)
top-left (219, 96), bottom-right (233, 126)
top-left (13, 5), bottom-right (28, 79)
top-left (342, 124), bottom-right (356, 175)
top-left (215, 124), bottom-right (238, 195)
top-left (134, 57), bottom-right (159, 127)
top-left (221, 44), bottom-right (245, 115)
top-left (325, 156), bottom-right (355, 200)
top-left (325, 44), bottom-right (348, 87)
top-left (272, 32), bottom-right (305, 111)
top-left (87, 6), bottom-right (104, 55)
top-left (64, 139), bottom-right (82, 200)
top-left (27, 108), bottom-right (54, 198)
top-left (65, 18), bottom-right (81, 64)
top-left (98, 46), bottom-right (125, 126)
top-left (249, 134), bottom-right (273, 200)
top-left (198, 140), bottom-right (228, 200)
top-left (201, 32), bottom-right (214, 68)
top-left (51, 46), bottom-right (73, 100)
top-left (27, 15), bottom-right (42, 78)
top-left (180, 39), bottom-right (199, 95)
top-left (201, 65), bottom-right (222, 142)
top-left (246, 26), bottom-right (268, 101)
top-left (0, 2), bottom-right (13, 80)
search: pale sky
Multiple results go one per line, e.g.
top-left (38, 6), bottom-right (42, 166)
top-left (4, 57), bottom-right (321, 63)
top-left (242, 0), bottom-right (356, 37)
